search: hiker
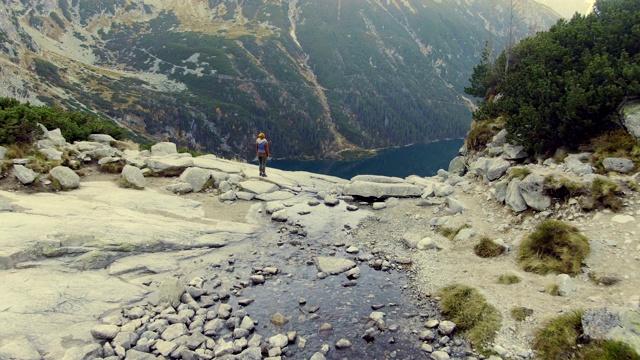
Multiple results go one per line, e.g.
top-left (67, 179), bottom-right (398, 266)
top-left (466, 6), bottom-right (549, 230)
top-left (256, 132), bottom-right (270, 177)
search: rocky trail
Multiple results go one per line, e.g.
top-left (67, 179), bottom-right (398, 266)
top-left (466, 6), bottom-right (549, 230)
top-left (1, 133), bottom-right (640, 360)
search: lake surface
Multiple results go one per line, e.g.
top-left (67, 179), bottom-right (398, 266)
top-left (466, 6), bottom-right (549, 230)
top-left (265, 139), bottom-right (464, 180)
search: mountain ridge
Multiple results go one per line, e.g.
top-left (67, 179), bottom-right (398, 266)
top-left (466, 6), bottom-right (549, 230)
top-left (0, 0), bottom-right (559, 159)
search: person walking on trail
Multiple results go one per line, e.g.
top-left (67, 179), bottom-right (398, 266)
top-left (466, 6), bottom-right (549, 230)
top-left (256, 132), bottom-right (270, 177)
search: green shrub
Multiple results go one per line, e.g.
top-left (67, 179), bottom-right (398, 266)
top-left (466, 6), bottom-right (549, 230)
top-left (473, 237), bottom-right (506, 258)
top-left (436, 284), bottom-right (502, 353)
top-left (517, 220), bottom-right (590, 276)
top-left (511, 307), bottom-right (533, 321)
top-left (533, 311), bottom-right (640, 360)
top-left (0, 97), bottom-right (125, 146)
top-left (497, 273), bottom-right (521, 285)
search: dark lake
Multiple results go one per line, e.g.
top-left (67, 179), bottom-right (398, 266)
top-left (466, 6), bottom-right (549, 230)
top-left (264, 139), bottom-right (464, 180)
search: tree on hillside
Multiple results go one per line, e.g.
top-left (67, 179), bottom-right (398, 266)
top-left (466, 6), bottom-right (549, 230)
top-left (464, 0), bottom-right (640, 154)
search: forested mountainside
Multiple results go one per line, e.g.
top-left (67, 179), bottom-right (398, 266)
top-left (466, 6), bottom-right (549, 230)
top-left (0, 0), bottom-right (558, 159)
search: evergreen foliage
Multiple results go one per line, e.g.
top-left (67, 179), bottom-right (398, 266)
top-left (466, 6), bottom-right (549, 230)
top-left (466, 0), bottom-right (640, 154)
top-left (0, 97), bottom-right (125, 145)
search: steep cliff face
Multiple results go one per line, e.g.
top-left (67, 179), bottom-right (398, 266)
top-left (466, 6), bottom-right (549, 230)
top-left (0, 0), bottom-right (558, 159)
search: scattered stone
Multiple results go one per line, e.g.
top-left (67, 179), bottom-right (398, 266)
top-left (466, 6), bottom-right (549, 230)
top-left (314, 257), bottom-right (356, 275)
top-left (335, 338), bottom-right (352, 349)
top-left (270, 313), bottom-right (288, 326)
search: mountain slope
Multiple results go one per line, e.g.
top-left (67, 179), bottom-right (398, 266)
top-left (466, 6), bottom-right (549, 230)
top-left (0, 0), bottom-right (559, 159)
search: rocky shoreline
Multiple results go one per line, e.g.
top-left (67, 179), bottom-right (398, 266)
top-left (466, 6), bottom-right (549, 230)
top-left (1, 128), bottom-right (639, 359)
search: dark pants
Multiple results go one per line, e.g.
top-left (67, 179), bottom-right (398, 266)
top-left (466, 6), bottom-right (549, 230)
top-left (258, 155), bottom-right (268, 174)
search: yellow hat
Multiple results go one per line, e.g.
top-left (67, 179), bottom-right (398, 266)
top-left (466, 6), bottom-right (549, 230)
top-left (258, 133), bottom-right (265, 139)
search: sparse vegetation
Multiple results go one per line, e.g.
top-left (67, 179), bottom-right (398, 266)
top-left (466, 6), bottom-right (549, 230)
top-left (545, 281), bottom-right (560, 296)
top-left (497, 273), bottom-right (521, 285)
top-left (466, 119), bottom-right (501, 152)
top-left (591, 177), bottom-right (623, 211)
top-left (508, 167), bottom-right (530, 180)
top-left (473, 237), bottom-right (506, 258)
top-left (533, 311), bottom-right (640, 360)
top-left (99, 161), bottom-right (124, 174)
top-left (436, 224), bottom-right (470, 240)
top-left (590, 130), bottom-right (640, 173)
top-left (517, 220), bottom-right (590, 276)
top-left (544, 175), bottom-right (585, 199)
top-left (436, 284), bottom-right (502, 353)
top-left (511, 307), bottom-right (533, 321)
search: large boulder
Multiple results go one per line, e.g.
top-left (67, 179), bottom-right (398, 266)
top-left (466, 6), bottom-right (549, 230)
top-left (49, 166), bottom-right (80, 190)
top-left (179, 167), bottom-right (214, 192)
top-left (518, 173), bottom-right (551, 211)
top-left (88, 134), bottom-right (116, 144)
top-left (343, 179), bottom-right (422, 199)
top-left (151, 142), bottom-right (178, 156)
top-left (0, 145), bottom-right (7, 159)
top-left (621, 101), bottom-right (640, 141)
top-left (120, 165), bottom-right (146, 190)
top-left (503, 144), bottom-right (527, 160)
top-left (238, 180), bottom-right (279, 195)
top-left (564, 154), bottom-right (593, 174)
top-left (506, 178), bottom-right (527, 212)
top-left (486, 158), bottom-right (511, 181)
top-left (448, 156), bottom-right (467, 176)
top-left (582, 307), bottom-right (640, 355)
top-left (46, 128), bottom-right (67, 146)
top-left (145, 155), bottom-right (194, 176)
top-left (603, 158), bottom-right (635, 174)
top-left (13, 165), bottom-right (38, 185)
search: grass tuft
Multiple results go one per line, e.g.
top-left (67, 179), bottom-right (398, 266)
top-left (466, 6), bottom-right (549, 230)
top-left (474, 237), bottom-right (506, 258)
top-left (436, 284), bottom-right (502, 353)
top-left (591, 178), bottom-right (623, 211)
top-left (436, 224), bottom-right (470, 240)
top-left (511, 307), bottom-right (534, 321)
top-left (517, 220), bottom-right (590, 276)
top-left (508, 167), bottom-right (531, 180)
top-left (497, 273), bottom-right (521, 285)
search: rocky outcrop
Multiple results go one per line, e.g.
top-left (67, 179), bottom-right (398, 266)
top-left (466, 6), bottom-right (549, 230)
top-left (622, 101), bottom-right (640, 140)
top-left (344, 176), bottom-right (423, 199)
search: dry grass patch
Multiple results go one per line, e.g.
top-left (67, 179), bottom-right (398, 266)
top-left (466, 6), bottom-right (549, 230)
top-left (473, 237), bottom-right (506, 258)
top-left (510, 307), bottom-right (533, 321)
top-left (436, 224), bottom-right (470, 240)
top-left (544, 175), bottom-right (585, 199)
top-left (517, 220), bottom-right (589, 276)
top-left (436, 284), bottom-right (502, 353)
top-left (534, 311), bottom-right (640, 360)
top-left (497, 273), bottom-right (521, 285)
top-left (591, 177), bottom-right (623, 211)
top-left (507, 167), bottom-right (531, 180)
